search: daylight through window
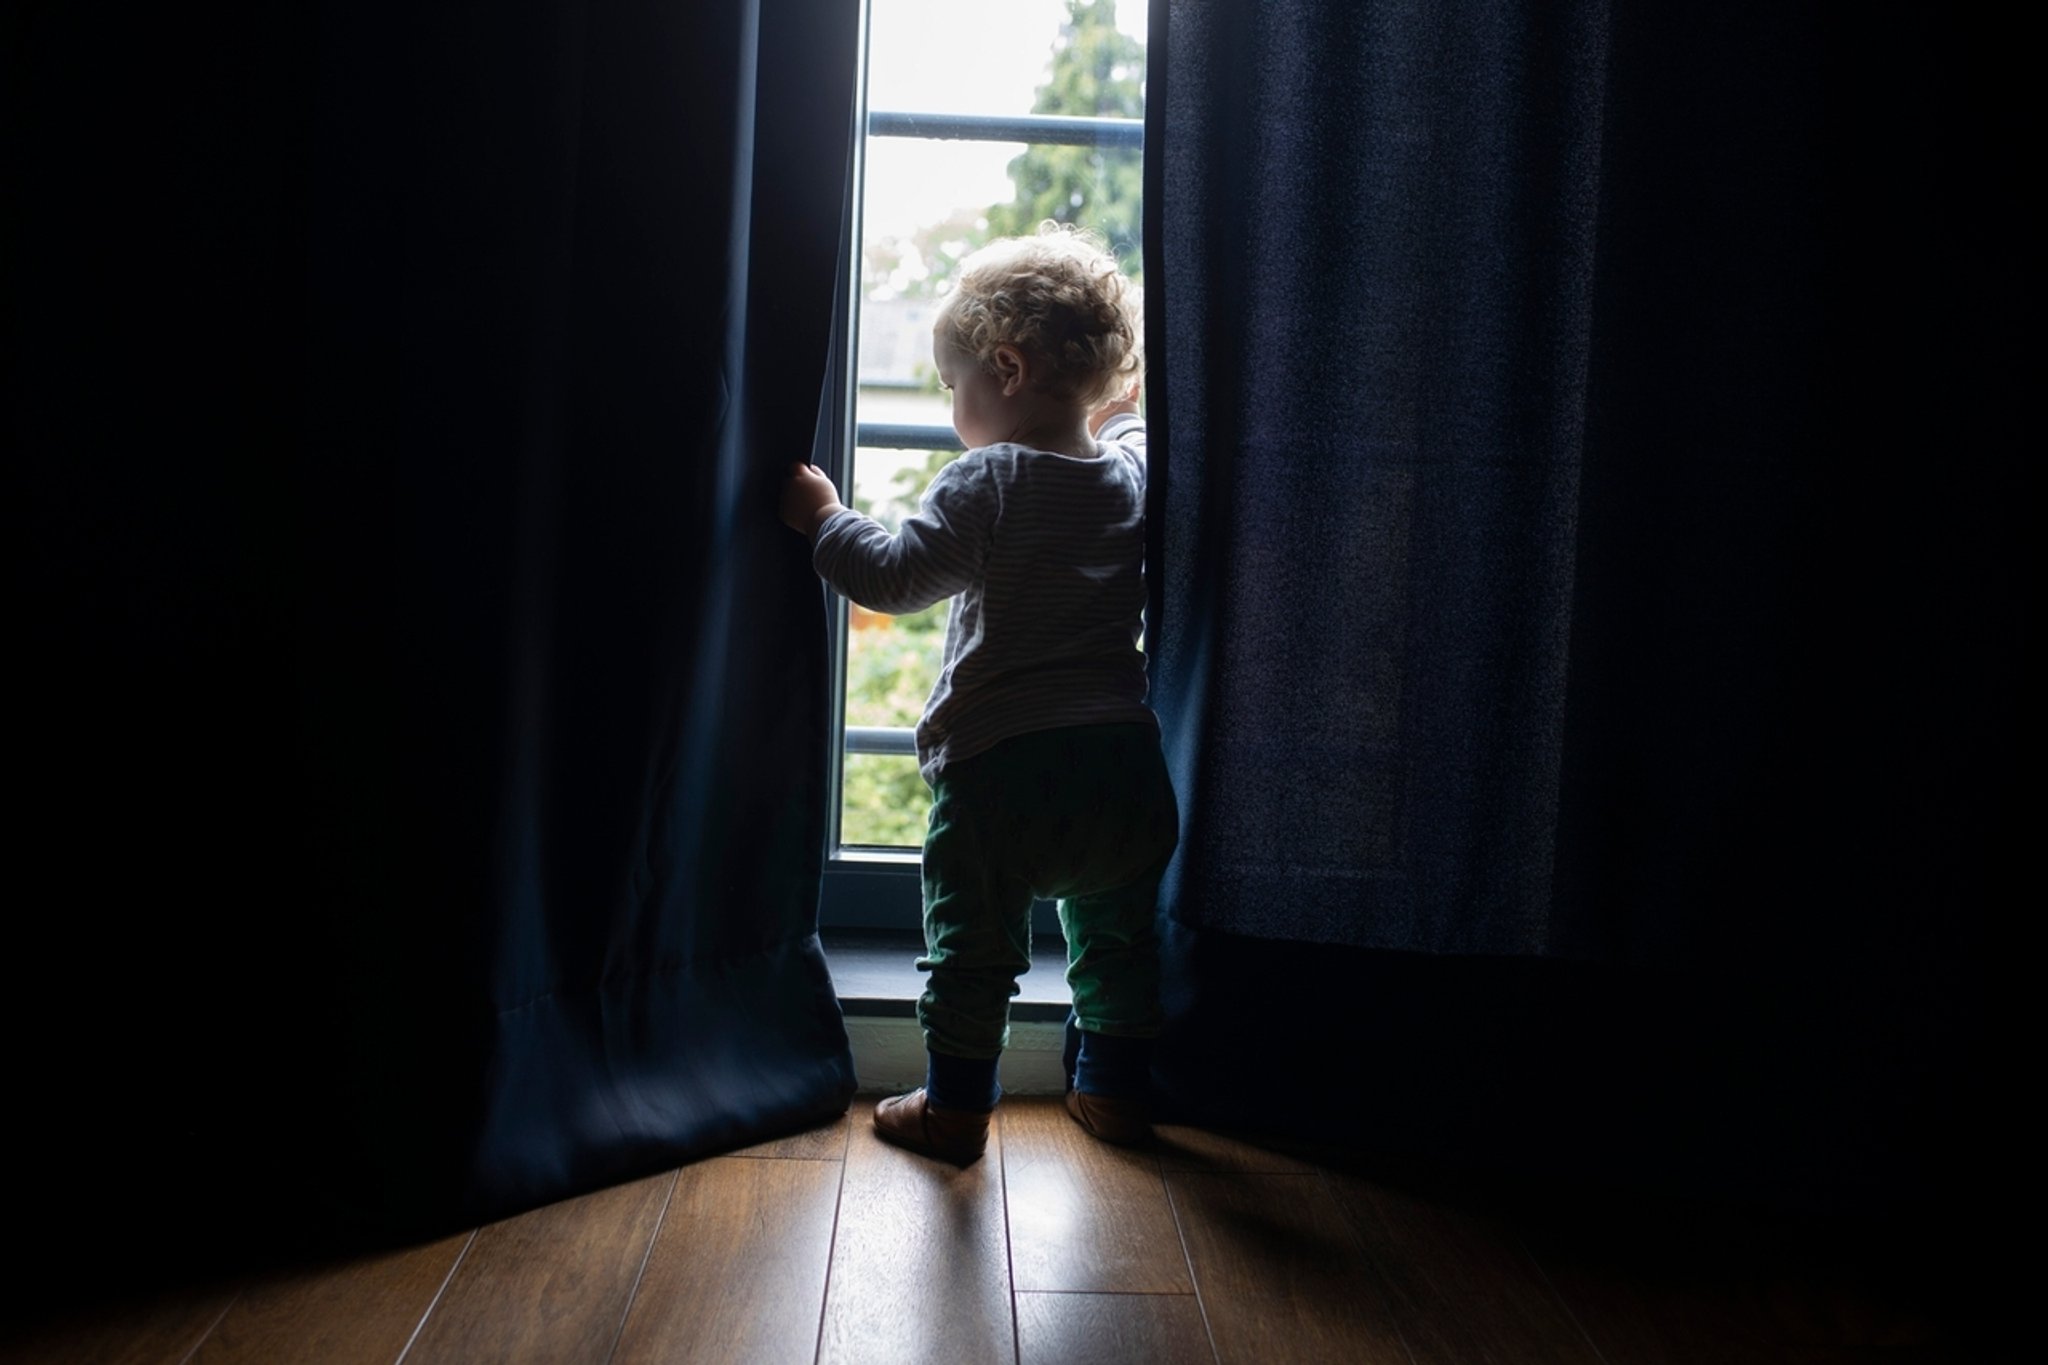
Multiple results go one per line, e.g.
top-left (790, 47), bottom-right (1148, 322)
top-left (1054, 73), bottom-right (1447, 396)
top-left (834, 0), bottom-right (1148, 855)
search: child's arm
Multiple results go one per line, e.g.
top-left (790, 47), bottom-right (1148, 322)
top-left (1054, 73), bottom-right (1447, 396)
top-left (1091, 381), bottom-right (1145, 470)
top-left (784, 458), bottom-right (992, 616)
top-left (1088, 382), bottom-right (1140, 436)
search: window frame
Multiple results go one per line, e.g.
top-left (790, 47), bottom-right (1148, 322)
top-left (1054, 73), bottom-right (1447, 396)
top-left (817, 20), bottom-right (1144, 931)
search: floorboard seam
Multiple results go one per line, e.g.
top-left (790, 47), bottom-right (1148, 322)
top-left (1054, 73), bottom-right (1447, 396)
top-left (1000, 1112), bottom-right (1022, 1365)
top-left (393, 1228), bottom-right (478, 1365)
top-left (811, 1113), bottom-right (855, 1365)
top-left (599, 1169), bottom-right (680, 1365)
top-left (1515, 1225), bottom-right (1614, 1365)
top-left (173, 1290), bottom-right (241, 1365)
top-left (1320, 1168), bottom-right (1422, 1365)
top-left (1160, 1169), bottom-right (1223, 1364)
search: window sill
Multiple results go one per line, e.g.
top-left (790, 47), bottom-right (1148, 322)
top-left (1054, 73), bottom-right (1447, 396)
top-left (820, 856), bottom-right (1066, 937)
top-left (821, 929), bottom-right (1072, 1022)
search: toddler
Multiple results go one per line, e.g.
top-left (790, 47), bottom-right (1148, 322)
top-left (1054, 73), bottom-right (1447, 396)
top-left (781, 225), bottom-right (1177, 1164)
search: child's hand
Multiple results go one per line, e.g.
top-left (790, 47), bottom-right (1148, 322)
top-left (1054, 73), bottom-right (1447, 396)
top-left (780, 462), bottom-right (846, 535)
top-left (1088, 378), bottom-right (1142, 435)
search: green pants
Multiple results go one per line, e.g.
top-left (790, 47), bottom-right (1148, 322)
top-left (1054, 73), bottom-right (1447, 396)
top-left (918, 722), bottom-right (1180, 1060)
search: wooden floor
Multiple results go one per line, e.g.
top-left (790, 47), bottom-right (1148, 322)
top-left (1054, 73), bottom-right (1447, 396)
top-left (0, 1098), bottom-right (1999, 1365)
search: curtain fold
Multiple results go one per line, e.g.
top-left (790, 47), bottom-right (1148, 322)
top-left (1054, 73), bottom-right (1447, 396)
top-left (296, 0), bottom-right (862, 1232)
top-left (1151, 0), bottom-right (1609, 956)
top-left (10, 0), bottom-right (861, 1263)
top-left (1143, 0), bottom-right (2026, 1210)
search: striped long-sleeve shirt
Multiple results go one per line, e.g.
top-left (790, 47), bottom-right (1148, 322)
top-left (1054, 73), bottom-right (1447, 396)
top-left (814, 413), bottom-right (1156, 781)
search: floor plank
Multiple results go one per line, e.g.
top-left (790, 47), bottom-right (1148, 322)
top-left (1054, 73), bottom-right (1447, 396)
top-left (1016, 1291), bottom-right (1215, 1365)
top-left (1003, 1099), bottom-right (1192, 1295)
top-left (1526, 1240), bottom-right (1802, 1365)
top-left (2, 1116), bottom-right (2002, 1365)
top-left (1519, 1198), bottom-right (1975, 1365)
top-left (400, 1172), bottom-right (674, 1365)
top-left (1167, 1171), bottom-right (1409, 1365)
top-left (0, 1285), bottom-right (239, 1365)
top-left (1327, 1172), bottom-right (1602, 1365)
top-left (185, 1233), bottom-right (471, 1365)
top-left (818, 1100), bottom-right (1015, 1365)
top-left (610, 1157), bottom-right (842, 1365)
top-left (726, 1112), bottom-right (851, 1162)
top-left (1781, 1347), bottom-right (1988, 1365)
top-left (1153, 1125), bottom-right (1319, 1175)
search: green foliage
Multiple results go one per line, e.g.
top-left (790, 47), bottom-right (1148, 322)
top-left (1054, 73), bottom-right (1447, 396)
top-left (840, 616), bottom-right (943, 846)
top-left (845, 612), bottom-right (947, 727)
top-left (864, 205), bottom-right (987, 305)
top-left (860, 0), bottom-right (1146, 303)
top-left (840, 753), bottom-right (931, 847)
top-left (984, 0), bottom-right (1146, 275)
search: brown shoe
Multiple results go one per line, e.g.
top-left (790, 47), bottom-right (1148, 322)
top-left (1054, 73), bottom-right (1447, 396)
top-left (1065, 1088), bottom-right (1153, 1147)
top-left (874, 1089), bottom-right (992, 1166)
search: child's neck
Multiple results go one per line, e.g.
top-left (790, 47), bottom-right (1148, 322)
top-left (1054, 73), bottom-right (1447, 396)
top-left (1001, 401), bottom-right (1097, 460)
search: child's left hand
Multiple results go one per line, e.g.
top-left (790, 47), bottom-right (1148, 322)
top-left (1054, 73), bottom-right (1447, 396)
top-left (780, 462), bottom-right (845, 535)
top-left (1088, 379), bottom-right (1142, 435)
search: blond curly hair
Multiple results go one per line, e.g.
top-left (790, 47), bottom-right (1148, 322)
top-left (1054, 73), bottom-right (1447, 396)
top-left (933, 222), bottom-right (1142, 412)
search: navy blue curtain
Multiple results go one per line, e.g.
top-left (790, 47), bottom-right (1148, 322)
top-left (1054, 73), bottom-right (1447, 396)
top-left (1144, 0), bottom-right (2028, 1211)
top-left (8, 0), bottom-right (858, 1281)
top-left (1151, 0), bottom-right (1604, 958)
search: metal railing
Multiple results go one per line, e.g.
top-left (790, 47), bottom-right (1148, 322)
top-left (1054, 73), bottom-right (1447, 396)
top-left (868, 111), bottom-right (1142, 149)
top-left (855, 422), bottom-right (957, 451)
top-left (845, 726), bottom-right (917, 756)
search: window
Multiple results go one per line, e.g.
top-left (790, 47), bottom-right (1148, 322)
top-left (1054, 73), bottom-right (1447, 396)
top-left (819, 1), bottom-right (1147, 928)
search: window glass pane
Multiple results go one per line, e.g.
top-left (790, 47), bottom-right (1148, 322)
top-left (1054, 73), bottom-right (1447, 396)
top-left (841, 0), bottom-right (1148, 852)
top-left (865, 1), bottom-right (1148, 118)
top-left (840, 753), bottom-right (932, 848)
top-left (845, 597), bottom-right (947, 734)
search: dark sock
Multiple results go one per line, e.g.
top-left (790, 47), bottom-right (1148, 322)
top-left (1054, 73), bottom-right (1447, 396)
top-left (1062, 1010), bottom-right (1083, 1092)
top-left (925, 1050), bottom-right (1000, 1111)
top-left (1074, 1029), bottom-right (1153, 1099)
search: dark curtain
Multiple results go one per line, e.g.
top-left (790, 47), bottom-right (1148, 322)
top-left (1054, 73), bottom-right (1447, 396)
top-left (1145, 0), bottom-right (2028, 1213)
top-left (1152, 0), bottom-right (1604, 958)
top-left (7, 0), bottom-right (858, 1284)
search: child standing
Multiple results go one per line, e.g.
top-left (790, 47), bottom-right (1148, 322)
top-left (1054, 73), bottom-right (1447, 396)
top-left (781, 225), bottom-right (1177, 1165)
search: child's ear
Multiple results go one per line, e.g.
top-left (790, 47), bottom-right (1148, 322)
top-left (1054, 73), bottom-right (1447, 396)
top-left (991, 344), bottom-right (1029, 397)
